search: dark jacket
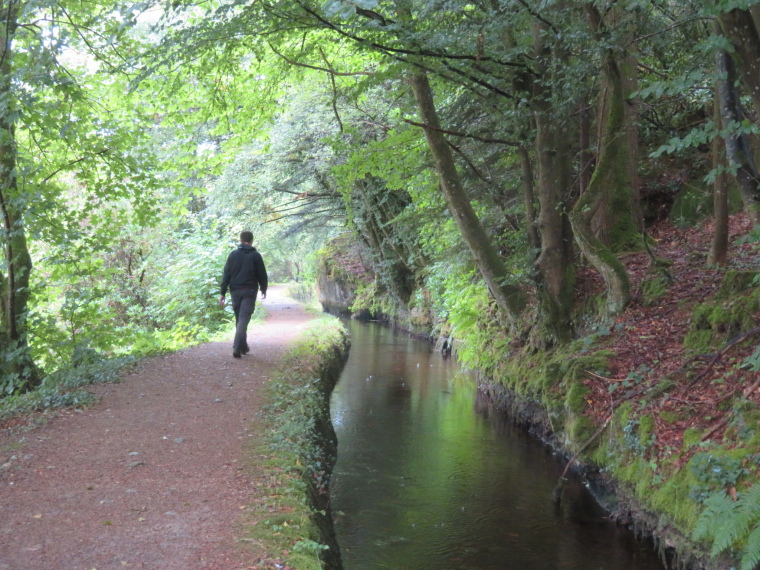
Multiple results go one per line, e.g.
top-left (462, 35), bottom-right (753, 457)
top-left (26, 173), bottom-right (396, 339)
top-left (220, 244), bottom-right (268, 296)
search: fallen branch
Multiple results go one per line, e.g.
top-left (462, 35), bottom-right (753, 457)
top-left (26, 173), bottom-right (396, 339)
top-left (688, 325), bottom-right (760, 387)
top-left (586, 370), bottom-right (625, 382)
top-left (558, 413), bottom-right (613, 482)
top-left (702, 416), bottom-right (731, 442)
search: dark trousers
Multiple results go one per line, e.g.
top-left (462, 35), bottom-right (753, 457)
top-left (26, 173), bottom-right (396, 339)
top-left (230, 289), bottom-right (257, 353)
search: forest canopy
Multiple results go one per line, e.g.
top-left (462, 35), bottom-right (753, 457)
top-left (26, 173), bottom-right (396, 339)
top-left (0, 1), bottom-right (757, 398)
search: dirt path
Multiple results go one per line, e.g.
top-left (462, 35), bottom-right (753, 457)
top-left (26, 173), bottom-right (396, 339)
top-left (0, 285), bottom-right (314, 570)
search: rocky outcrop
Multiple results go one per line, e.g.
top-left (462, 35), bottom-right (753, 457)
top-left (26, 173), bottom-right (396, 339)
top-left (316, 270), bottom-right (356, 316)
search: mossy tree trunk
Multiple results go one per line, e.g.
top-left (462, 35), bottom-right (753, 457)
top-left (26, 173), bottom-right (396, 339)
top-left (517, 145), bottom-right (540, 251)
top-left (589, 52), bottom-right (642, 245)
top-left (531, 23), bottom-right (576, 344)
top-left (410, 70), bottom-right (527, 322)
top-left (709, 94), bottom-right (729, 267)
top-left (714, 21), bottom-right (760, 226)
top-left (718, 8), bottom-right (760, 123)
top-left (0, 1), bottom-right (39, 391)
top-left (569, 6), bottom-right (635, 315)
top-left (579, 104), bottom-right (593, 196)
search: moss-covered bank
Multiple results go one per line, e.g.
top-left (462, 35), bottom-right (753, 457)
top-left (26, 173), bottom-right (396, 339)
top-left (314, 223), bottom-right (760, 569)
top-left (245, 315), bottom-right (350, 570)
top-left (470, 268), bottom-right (760, 570)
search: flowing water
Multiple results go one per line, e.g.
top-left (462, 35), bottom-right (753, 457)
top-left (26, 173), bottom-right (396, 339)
top-left (330, 320), bottom-right (665, 569)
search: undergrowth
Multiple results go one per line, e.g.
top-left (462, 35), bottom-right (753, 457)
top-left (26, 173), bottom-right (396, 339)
top-left (246, 314), bottom-right (349, 570)
top-left (0, 356), bottom-right (135, 424)
top-left (1, 307), bottom-right (266, 425)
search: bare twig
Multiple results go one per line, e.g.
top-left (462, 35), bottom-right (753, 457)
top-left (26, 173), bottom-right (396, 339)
top-left (403, 118), bottom-right (519, 146)
top-left (267, 42), bottom-right (373, 77)
top-left (558, 414), bottom-right (613, 481)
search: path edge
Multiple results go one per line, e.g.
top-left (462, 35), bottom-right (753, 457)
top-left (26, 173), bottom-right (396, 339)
top-left (245, 313), bottom-right (350, 570)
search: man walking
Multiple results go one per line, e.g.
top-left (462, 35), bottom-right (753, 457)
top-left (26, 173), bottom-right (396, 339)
top-left (219, 231), bottom-right (268, 358)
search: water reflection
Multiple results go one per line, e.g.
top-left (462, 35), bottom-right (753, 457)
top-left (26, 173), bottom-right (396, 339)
top-left (330, 320), bottom-right (664, 569)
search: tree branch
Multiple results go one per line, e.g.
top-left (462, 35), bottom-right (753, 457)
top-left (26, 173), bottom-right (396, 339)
top-left (267, 41), bottom-right (373, 76)
top-left (319, 46), bottom-right (345, 133)
top-left (298, 2), bottom-right (530, 69)
top-left (403, 118), bottom-right (519, 146)
top-left (41, 149), bottom-right (111, 184)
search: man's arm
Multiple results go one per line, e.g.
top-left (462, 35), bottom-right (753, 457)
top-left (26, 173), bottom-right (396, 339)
top-left (256, 253), bottom-right (268, 299)
top-left (220, 252), bottom-right (233, 305)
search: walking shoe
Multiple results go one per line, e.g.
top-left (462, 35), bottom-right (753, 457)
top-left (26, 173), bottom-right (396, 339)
top-left (240, 346), bottom-right (249, 355)
top-left (233, 351), bottom-right (241, 358)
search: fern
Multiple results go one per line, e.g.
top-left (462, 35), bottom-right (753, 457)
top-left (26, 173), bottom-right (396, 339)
top-left (693, 492), bottom-right (737, 546)
top-left (741, 525), bottom-right (760, 570)
top-left (694, 483), bottom-right (760, 569)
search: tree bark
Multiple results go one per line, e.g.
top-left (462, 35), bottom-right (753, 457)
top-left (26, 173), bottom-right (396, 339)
top-left (517, 145), bottom-right (540, 250)
top-left (709, 95), bottom-right (729, 267)
top-left (579, 104), bottom-right (592, 196)
top-left (718, 9), bottom-right (760, 121)
top-left (409, 70), bottom-right (526, 322)
top-left (714, 30), bottom-right (760, 225)
top-left (531, 22), bottom-right (575, 344)
top-left (569, 5), bottom-right (634, 315)
top-left (584, 5), bottom-right (641, 248)
top-left (0, 0), bottom-right (39, 390)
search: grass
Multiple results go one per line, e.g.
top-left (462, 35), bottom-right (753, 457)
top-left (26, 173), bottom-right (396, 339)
top-left (242, 314), bottom-right (349, 569)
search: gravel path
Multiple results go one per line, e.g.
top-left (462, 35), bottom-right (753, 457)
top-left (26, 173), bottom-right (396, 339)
top-left (0, 285), bottom-right (314, 569)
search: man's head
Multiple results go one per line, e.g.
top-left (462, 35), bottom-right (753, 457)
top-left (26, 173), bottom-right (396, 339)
top-left (240, 230), bottom-right (253, 244)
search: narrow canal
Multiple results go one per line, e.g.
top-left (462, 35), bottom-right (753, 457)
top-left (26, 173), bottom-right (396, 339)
top-left (330, 320), bottom-right (665, 569)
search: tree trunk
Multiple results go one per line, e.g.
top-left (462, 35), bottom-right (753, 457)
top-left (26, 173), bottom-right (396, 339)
top-left (517, 145), bottom-right (540, 250)
top-left (0, 0), bottom-right (39, 390)
top-left (579, 104), bottom-right (592, 196)
top-left (409, 70), bottom-right (526, 322)
top-left (531, 23), bottom-right (576, 344)
top-left (714, 31), bottom-right (760, 225)
top-left (709, 95), bottom-right (729, 267)
top-left (569, 6), bottom-right (634, 315)
top-left (585, 5), bottom-right (641, 249)
top-left (718, 9), bottom-right (760, 121)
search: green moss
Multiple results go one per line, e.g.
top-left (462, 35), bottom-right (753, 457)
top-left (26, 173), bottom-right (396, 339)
top-left (247, 315), bottom-right (349, 569)
top-left (616, 401), bottom-right (634, 429)
top-left (650, 468), bottom-right (700, 530)
top-left (350, 279), bottom-right (395, 318)
top-left (717, 270), bottom-right (759, 297)
top-left (641, 379), bottom-right (676, 404)
top-left (565, 381), bottom-right (591, 414)
top-left (566, 350), bottom-right (614, 380)
top-left (737, 407), bottom-right (760, 443)
top-left (641, 275), bottom-right (671, 306)
top-left (683, 428), bottom-right (702, 450)
top-left (639, 414), bottom-right (655, 442)
top-left (591, 437), bottom-right (611, 464)
top-left (617, 455), bottom-right (649, 487)
top-left (568, 415), bottom-right (596, 448)
top-left (660, 411), bottom-right (678, 424)
top-left (669, 180), bottom-right (713, 227)
top-left (684, 293), bottom-right (760, 353)
top-left (682, 328), bottom-right (713, 354)
top-left (748, 433), bottom-right (760, 448)
top-left (540, 362), bottom-right (562, 391)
